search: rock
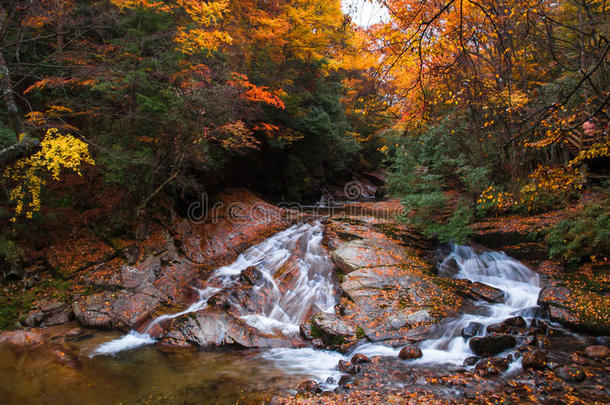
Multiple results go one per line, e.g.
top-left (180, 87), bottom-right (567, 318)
top-left (487, 317), bottom-right (526, 334)
top-left (462, 322), bottom-right (484, 339)
top-left (522, 349), bottom-right (548, 370)
top-left (311, 338), bottom-right (325, 349)
top-left (554, 366), bottom-right (585, 383)
top-left (72, 290), bottom-right (160, 331)
top-left (487, 322), bottom-right (510, 334)
top-left (536, 335), bottom-right (552, 349)
top-left (300, 323), bottom-right (315, 340)
top-left (398, 346), bottom-right (422, 359)
top-left (475, 357), bottom-right (509, 377)
top-left (538, 283), bottom-right (610, 335)
top-left (0, 330), bottom-right (43, 346)
top-left (351, 353), bottom-right (371, 364)
top-left (240, 266), bottom-right (264, 285)
top-left (469, 333), bottom-right (516, 356)
top-left (163, 307), bottom-right (280, 348)
top-left (584, 345), bottom-right (610, 360)
top-left (594, 336), bottom-right (610, 346)
top-left (297, 380), bottom-right (321, 393)
top-left (463, 356), bottom-right (479, 366)
top-left (457, 281), bottom-right (505, 304)
top-left (569, 353), bottom-right (589, 366)
top-left (504, 316), bottom-right (526, 327)
top-left (529, 319), bottom-right (549, 335)
top-left (24, 299), bottom-right (72, 327)
top-left (337, 360), bottom-right (359, 374)
top-left (311, 313), bottom-right (355, 345)
top-left (331, 238), bottom-right (408, 275)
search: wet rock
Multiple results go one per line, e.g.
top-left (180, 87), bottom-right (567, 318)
top-left (462, 322), bottom-right (484, 339)
top-left (522, 349), bottom-right (548, 370)
top-left (529, 319), bottom-right (549, 335)
top-left (469, 333), bottom-right (516, 356)
top-left (338, 360), bottom-right (359, 374)
top-left (0, 330), bottom-right (43, 345)
top-left (240, 266), bottom-right (264, 285)
top-left (351, 353), bottom-right (371, 364)
top-left (24, 299), bottom-right (72, 327)
top-left (297, 380), bottom-right (321, 393)
top-left (487, 316), bottom-right (526, 334)
top-left (310, 313), bottom-right (355, 345)
top-left (311, 338), bottom-right (325, 349)
top-left (487, 322), bottom-right (510, 334)
top-left (299, 322), bottom-right (315, 340)
top-left (594, 336), bottom-right (610, 347)
top-left (398, 346), bottom-right (422, 359)
top-left (463, 356), bottom-right (479, 366)
top-left (584, 345), bottom-right (610, 360)
top-left (72, 290), bottom-right (161, 331)
top-left (554, 366), bottom-right (586, 383)
top-left (538, 283), bottom-right (610, 335)
top-left (536, 335), bottom-right (552, 349)
top-left (164, 307), bottom-right (280, 348)
top-left (52, 348), bottom-right (82, 369)
top-left (457, 281), bottom-right (505, 304)
top-left (569, 353), bottom-right (589, 366)
top-left (475, 357), bottom-right (509, 377)
top-left (504, 316), bottom-right (526, 327)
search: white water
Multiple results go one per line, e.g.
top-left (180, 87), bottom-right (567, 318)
top-left (93, 222), bottom-right (337, 356)
top-left (94, 225), bottom-right (543, 385)
top-left (265, 244), bottom-right (544, 383)
top-left (412, 245), bottom-right (542, 365)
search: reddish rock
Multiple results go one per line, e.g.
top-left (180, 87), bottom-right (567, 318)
top-left (297, 380), bottom-right (321, 393)
top-left (24, 299), bottom-right (72, 327)
top-left (398, 346), bottom-right (423, 359)
top-left (584, 345), bottom-right (610, 360)
top-left (351, 353), bottom-right (371, 364)
top-left (0, 330), bottom-right (43, 346)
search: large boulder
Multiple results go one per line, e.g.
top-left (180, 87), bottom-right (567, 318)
top-left (538, 281), bottom-right (609, 335)
top-left (327, 220), bottom-right (463, 346)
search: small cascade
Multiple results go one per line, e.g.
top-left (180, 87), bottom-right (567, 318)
top-left (94, 222), bottom-right (337, 356)
top-left (413, 244), bottom-right (542, 365)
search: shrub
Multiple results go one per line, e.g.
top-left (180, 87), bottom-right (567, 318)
top-left (545, 192), bottom-right (610, 267)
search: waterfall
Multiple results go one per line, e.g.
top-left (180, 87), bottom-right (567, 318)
top-left (412, 244), bottom-right (542, 365)
top-left (93, 222), bottom-right (337, 356)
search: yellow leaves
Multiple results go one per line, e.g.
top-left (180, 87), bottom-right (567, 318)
top-left (4, 128), bottom-right (94, 221)
top-left (110, 0), bottom-right (170, 12)
top-left (569, 142), bottom-right (610, 166)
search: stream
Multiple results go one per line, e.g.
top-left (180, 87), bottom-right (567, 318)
top-left (0, 221), bottom-right (596, 403)
top-left (92, 223), bottom-right (555, 387)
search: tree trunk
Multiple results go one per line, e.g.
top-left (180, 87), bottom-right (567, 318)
top-left (0, 7), bottom-right (40, 167)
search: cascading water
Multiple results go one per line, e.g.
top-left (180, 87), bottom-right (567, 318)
top-left (93, 222), bottom-right (338, 356)
top-left (93, 224), bottom-right (546, 386)
top-left (411, 244), bottom-right (543, 365)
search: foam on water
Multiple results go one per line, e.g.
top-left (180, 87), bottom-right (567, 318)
top-left (93, 331), bottom-right (156, 356)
